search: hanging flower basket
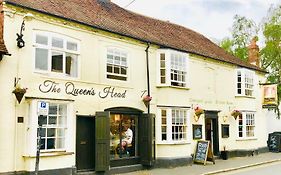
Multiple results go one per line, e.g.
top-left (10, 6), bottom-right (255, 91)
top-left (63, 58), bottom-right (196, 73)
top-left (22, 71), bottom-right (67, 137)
top-left (142, 95), bottom-right (152, 107)
top-left (194, 106), bottom-right (204, 117)
top-left (194, 106), bottom-right (204, 122)
top-left (231, 110), bottom-right (241, 120)
top-left (12, 87), bottom-right (27, 104)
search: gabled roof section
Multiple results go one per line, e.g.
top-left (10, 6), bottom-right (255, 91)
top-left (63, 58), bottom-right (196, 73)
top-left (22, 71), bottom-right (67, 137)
top-left (5, 0), bottom-right (265, 72)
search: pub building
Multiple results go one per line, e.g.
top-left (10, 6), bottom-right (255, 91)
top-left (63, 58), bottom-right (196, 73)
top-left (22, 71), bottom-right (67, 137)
top-left (0, 0), bottom-right (270, 174)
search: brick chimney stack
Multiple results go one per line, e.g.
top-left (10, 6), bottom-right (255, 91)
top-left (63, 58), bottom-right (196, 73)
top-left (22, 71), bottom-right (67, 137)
top-left (248, 37), bottom-right (260, 67)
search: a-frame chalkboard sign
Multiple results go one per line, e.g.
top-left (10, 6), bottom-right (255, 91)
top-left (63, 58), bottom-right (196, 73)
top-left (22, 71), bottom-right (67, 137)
top-left (193, 140), bottom-right (215, 165)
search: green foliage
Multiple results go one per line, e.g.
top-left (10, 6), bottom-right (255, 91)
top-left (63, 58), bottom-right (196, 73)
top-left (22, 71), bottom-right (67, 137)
top-left (220, 15), bottom-right (258, 61)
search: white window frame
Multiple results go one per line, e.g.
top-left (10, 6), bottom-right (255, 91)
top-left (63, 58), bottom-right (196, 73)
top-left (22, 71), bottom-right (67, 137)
top-left (236, 69), bottom-right (255, 97)
top-left (39, 103), bottom-right (67, 151)
top-left (157, 49), bottom-right (189, 88)
top-left (158, 107), bottom-right (190, 144)
top-left (33, 31), bottom-right (80, 78)
top-left (237, 112), bottom-right (255, 139)
top-left (106, 47), bottom-right (128, 81)
top-left (25, 100), bottom-right (74, 156)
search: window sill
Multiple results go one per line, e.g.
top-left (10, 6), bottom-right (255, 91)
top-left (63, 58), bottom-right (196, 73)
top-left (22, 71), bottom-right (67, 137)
top-left (157, 141), bottom-right (191, 145)
top-left (236, 137), bottom-right (257, 141)
top-left (156, 85), bottom-right (190, 90)
top-left (34, 71), bottom-right (79, 80)
top-left (23, 151), bottom-right (74, 158)
top-left (235, 95), bottom-right (256, 99)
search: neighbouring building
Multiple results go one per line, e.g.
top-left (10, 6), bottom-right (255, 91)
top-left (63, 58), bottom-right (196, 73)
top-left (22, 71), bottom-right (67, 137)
top-left (0, 0), bottom-right (269, 174)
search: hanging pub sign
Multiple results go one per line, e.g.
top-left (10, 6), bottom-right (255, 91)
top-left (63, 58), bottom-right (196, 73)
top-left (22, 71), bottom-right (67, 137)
top-left (262, 84), bottom-right (278, 107)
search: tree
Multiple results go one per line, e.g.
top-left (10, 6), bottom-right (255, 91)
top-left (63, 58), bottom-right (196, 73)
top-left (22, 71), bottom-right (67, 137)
top-left (220, 15), bottom-right (258, 61)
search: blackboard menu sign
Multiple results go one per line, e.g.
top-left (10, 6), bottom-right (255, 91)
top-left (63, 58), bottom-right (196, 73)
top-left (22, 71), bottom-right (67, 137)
top-left (194, 141), bottom-right (209, 165)
top-left (268, 133), bottom-right (281, 152)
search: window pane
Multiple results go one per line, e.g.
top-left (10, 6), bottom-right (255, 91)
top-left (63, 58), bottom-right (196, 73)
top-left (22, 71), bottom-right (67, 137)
top-left (47, 138), bottom-right (55, 149)
top-left (40, 128), bottom-right (46, 137)
top-left (52, 52), bottom-right (63, 72)
top-left (66, 53), bottom-right (78, 77)
top-left (56, 138), bottom-right (65, 149)
top-left (52, 37), bottom-right (63, 48)
top-left (49, 105), bottom-right (58, 115)
top-left (58, 116), bottom-right (66, 126)
top-left (36, 35), bottom-right (48, 45)
top-left (107, 65), bottom-right (113, 73)
top-left (47, 128), bottom-right (56, 137)
top-left (40, 138), bottom-right (46, 149)
top-left (38, 115), bottom-right (47, 125)
top-left (35, 48), bottom-right (48, 71)
top-left (67, 41), bottom-right (77, 51)
top-left (57, 129), bottom-right (65, 137)
top-left (48, 116), bottom-right (57, 125)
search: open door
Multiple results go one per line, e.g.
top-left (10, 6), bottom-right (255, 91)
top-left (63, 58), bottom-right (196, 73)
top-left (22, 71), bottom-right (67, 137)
top-left (95, 112), bottom-right (110, 171)
top-left (139, 113), bottom-right (155, 166)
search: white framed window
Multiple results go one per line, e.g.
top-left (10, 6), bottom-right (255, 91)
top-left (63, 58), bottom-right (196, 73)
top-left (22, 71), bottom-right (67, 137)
top-left (158, 50), bottom-right (188, 87)
top-left (25, 100), bottom-right (74, 156)
top-left (39, 103), bottom-right (67, 150)
top-left (238, 112), bottom-right (255, 138)
top-left (34, 32), bottom-right (80, 78)
top-left (236, 69), bottom-right (255, 97)
top-left (106, 48), bottom-right (128, 81)
top-left (159, 108), bottom-right (188, 143)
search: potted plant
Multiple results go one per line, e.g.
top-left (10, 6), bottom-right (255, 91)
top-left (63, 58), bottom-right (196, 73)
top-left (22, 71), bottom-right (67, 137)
top-left (12, 86), bottom-right (27, 104)
top-left (142, 95), bottom-right (152, 107)
top-left (221, 146), bottom-right (228, 160)
top-left (231, 110), bottom-right (242, 120)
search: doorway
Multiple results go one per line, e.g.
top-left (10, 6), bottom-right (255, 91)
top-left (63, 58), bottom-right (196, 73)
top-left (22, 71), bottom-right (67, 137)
top-left (76, 116), bottom-right (95, 171)
top-left (204, 111), bottom-right (219, 156)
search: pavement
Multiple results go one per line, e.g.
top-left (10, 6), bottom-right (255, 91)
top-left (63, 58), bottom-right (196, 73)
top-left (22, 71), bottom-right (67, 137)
top-left (119, 152), bottom-right (281, 175)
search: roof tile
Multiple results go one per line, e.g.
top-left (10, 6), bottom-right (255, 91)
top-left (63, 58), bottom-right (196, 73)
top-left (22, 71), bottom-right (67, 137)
top-left (5, 0), bottom-right (265, 72)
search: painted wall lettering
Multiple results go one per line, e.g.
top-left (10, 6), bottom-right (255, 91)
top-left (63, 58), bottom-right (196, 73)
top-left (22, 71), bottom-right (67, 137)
top-left (38, 80), bottom-right (127, 99)
top-left (39, 80), bottom-right (61, 93)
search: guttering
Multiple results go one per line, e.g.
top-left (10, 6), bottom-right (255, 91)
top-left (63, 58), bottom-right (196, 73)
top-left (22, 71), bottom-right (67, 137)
top-left (145, 43), bottom-right (150, 114)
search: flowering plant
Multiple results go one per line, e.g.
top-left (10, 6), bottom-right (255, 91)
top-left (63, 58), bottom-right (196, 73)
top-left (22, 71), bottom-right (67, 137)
top-left (12, 86), bottom-right (27, 104)
top-left (194, 106), bottom-right (204, 116)
top-left (231, 110), bottom-right (241, 119)
top-left (142, 95), bottom-right (152, 103)
top-left (12, 86), bottom-right (27, 94)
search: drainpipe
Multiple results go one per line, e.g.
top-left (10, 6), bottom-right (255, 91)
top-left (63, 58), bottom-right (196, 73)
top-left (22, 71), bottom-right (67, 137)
top-left (145, 43), bottom-right (150, 114)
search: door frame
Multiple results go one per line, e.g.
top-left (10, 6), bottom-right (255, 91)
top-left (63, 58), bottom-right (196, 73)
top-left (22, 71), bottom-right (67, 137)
top-left (204, 111), bottom-right (219, 156)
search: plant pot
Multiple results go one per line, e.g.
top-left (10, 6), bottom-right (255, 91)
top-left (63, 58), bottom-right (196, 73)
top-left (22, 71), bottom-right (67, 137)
top-left (221, 151), bottom-right (228, 160)
top-left (13, 92), bottom-right (25, 104)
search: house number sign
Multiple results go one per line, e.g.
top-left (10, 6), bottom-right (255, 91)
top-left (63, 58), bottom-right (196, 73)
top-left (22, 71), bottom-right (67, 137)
top-left (39, 80), bottom-right (127, 98)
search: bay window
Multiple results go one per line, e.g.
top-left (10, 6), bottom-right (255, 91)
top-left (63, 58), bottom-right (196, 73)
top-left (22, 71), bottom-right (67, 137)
top-left (159, 108), bottom-right (189, 143)
top-left (238, 112), bottom-right (255, 138)
top-left (34, 32), bottom-right (79, 77)
top-left (158, 50), bottom-right (188, 87)
top-left (236, 69), bottom-right (255, 97)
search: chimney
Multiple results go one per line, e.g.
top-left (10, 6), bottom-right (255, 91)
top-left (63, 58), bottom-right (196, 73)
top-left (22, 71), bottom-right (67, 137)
top-left (248, 37), bottom-right (260, 67)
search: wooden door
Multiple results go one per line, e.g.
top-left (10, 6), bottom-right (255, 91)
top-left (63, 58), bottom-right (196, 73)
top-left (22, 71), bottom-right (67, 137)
top-left (76, 116), bottom-right (95, 171)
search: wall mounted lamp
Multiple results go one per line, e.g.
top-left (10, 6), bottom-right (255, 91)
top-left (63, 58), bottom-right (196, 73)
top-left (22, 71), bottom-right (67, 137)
top-left (16, 13), bottom-right (34, 48)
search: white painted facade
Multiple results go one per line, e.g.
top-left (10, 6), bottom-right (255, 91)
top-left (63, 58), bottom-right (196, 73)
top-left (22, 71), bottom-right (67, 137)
top-left (0, 4), bottom-right (269, 174)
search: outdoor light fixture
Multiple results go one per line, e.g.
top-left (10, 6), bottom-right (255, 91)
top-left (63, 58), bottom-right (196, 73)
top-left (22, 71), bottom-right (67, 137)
top-left (16, 13), bottom-right (34, 48)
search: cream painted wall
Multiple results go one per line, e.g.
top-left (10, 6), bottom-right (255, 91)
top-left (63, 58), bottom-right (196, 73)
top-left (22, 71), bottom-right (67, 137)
top-left (0, 4), bottom-right (268, 173)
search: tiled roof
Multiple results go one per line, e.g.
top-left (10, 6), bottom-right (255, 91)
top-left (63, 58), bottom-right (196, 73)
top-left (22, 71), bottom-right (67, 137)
top-left (5, 0), bottom-right (265, 72)
top-left (0, 41), bottom-right (9, 55)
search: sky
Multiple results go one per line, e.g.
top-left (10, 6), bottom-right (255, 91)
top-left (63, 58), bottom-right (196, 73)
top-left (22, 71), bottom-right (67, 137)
top-left (111, 0), bottom-right (281, 42)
